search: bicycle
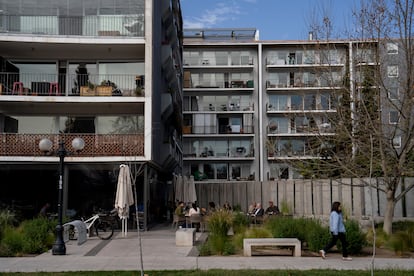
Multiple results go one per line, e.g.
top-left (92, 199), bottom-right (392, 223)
top-left (69, 211), bottom-right (116, 240)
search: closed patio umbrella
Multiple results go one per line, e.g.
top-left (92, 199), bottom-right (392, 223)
top-left (183, 175), bottom-right (197, 204)
top-left (174, 174), bottom-right (184, 202)
top-left (115, 164), bottom-right (134, 236)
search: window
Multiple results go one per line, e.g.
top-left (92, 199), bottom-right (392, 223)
top-left (389, 111), bottom-right (399, 124)
top-left (387, 65), bottom-right (398, 78)
top-left (392, 136), bottom-right (401, 148)
top-left (387, 43), bottom-right (398, 54)
top-left (388, 87), bottom-right (399, 100)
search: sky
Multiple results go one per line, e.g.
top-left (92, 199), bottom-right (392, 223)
top-left (180, 0), bottom-right (360, 41)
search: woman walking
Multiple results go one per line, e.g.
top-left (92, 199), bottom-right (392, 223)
top-left (320, 201), bottom-right (352, 261)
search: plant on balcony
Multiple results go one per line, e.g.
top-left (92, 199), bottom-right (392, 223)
top-left (266, 139), bottom-right (276, 157)
top-left (134, 86), bottom-right (144, 96)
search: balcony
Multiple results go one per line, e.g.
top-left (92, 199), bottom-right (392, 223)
top-left (0, 73), bottom-right (143, 97)
top-left (183, 147), bottom-right (255, 159)
top-left (0, 15), bottom-right (144, 37)
top-left (0, 133), bottom-right (144, 157)
top-left (183, 125), bottom-right (254, 135)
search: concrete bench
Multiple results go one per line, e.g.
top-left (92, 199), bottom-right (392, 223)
top-left (63, 220), bottom-right (87, 245)
top-left (243, 238), bottom-right (301, 257)
top-left (175, 228), bottom-right (196, 246)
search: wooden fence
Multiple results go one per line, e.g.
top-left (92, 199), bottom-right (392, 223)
top-left (195, 178), bottom-right (414, 219)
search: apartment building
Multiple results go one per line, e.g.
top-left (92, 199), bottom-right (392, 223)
top-left (182, 29), bottom-right (388, 184)
top-left (0, 0), bottom-right (183, 228)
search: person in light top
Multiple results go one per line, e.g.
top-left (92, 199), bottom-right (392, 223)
top-left (319, 201), bottom-right (352, 261)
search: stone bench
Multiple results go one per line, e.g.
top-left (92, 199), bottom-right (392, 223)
top-left (63, 220), bottom-right (87, 245)
top-left (175, 228), bottom-right (196, 246)
top-left (243, 238), bottom-right (301, 257)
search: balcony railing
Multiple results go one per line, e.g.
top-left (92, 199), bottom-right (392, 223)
top-left (0, 15), bottom-right (144, 37)
top-left (184, 102), bottom-right (254, 112)
top-left (183, 125), bottom-right (254, 135)
top-left (0, 133), bottom-right (144, 157)
top-left (184, 147), bottom-right (254, 158)
top-left (0, 73), bottom-right (143, 97)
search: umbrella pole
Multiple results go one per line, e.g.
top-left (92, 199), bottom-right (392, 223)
top-left (133, 181), bottom-right (144, 276)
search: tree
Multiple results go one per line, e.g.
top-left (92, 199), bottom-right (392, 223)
top-left (299, 0), bottom-right (414, 235)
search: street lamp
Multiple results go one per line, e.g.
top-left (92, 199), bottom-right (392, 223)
top-left (39, 137), bottom-right (85, 255)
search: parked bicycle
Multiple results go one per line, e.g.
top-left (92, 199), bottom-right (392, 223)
top-left (69, 210), bottom-right (118, 240)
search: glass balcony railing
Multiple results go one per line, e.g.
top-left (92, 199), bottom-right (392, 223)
top-left (0, 133), bottom-right (144, 157)
top-left (0, 14), bottom-right (144, 37)
top-left (0, 73), bottom-right (144, 97)
top-left (182, 125), bottom-right (254, 135)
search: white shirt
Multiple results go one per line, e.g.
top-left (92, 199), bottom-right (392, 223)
top-left (188, 207), bottom-right (200, 216)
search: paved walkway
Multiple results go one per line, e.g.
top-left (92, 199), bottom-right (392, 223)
top-left (1, 225), bottom-right (414, 273)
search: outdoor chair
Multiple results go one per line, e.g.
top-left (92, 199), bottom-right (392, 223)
top-left (172, 214), bottom-right (186, 230)
top-left (189, 214), bottom-right (203, 232)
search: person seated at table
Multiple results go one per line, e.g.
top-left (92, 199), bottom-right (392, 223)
top-left (207, 201), bottom-right (216, 214)
top-left (188, 203), bottom-right (201, 231)
top-left (175, 201), bottom-right (185, 217)
top-left (247, 201), bottom-right (257, 215)
top-left (265, 201), bottom-right (280, 215)
top-left (251, 203), bottom-right (264, 224)
top-left (188, 202), bottom-right (200, 216)
top-left (223, 201), bottom-right (232, 211)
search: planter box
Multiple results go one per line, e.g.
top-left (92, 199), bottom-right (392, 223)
top-left (182, 126), bottom-right (192, 134)
top-left (80, 86), bottom-right (96, 96)
top-left (96, 86), bottom-right (112, 96)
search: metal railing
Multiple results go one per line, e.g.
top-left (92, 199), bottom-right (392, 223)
top-left (0, 73), bottom-right (143, 97)
top-left (0, 14), bottom-right (144, 37)
top-left (185, 125), bottom-right (254, 135)
top-left (0, 133), bottom-right (144, 157)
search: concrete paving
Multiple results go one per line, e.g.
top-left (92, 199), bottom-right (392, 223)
top-left (1, 224), bottom-right (414, 273)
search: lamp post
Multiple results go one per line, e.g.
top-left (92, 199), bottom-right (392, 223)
top-left (39, 137), bottom-right (85, 255)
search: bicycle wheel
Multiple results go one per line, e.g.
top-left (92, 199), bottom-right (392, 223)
top-left (95, 219), bottom-right (114, 240)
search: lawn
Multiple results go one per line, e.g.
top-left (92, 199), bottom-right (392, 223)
top-left (0, 270), bottom-right (413, 276)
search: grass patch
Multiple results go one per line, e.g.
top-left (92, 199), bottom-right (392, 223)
top-left (0, 270), bottom-right (413, 276)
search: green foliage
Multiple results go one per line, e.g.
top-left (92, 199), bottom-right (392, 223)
top-left (232, 204), bottom-right (242, 212)
top-left (365, 227), bottom-right (389, 248)
top-left (0, 209), bottom-right (18, 240)
top-left (265, 216), bottom-right (304, 239)
top-left (306, 222), bottom-right (331, 252)
top-left (203, 235), bottom-right (235, 256)
top-left (203, 210), bottom-right (234, 255)
top-left (388, 224), bottom-right (414, 255)
top-left (279, 200), bottom-right (292, 215)
top-left (19, 217), bottom-right (56, 254)
top-left (206, 210), bottom-right (233, 237)
top-left (232, 227), bottom-right (272, 251)
top-left (0, 226), bottom-right (24, 256)
top-left (232, 212), bottom-right (249, 234)
top-left (336, 220), bottom-right (366, 255)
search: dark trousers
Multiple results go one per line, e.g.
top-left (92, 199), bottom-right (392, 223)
top-left (323, 232), bottom-right (348, 257)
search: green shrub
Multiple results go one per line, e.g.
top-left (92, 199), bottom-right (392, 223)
top-left (365, 227), bottom-right (389, 248)
top-left (265, 216), bottom-right (303, 240)
top-left (0, 226), bottom-right (24, 256)
top-left (388, 225), bottom-right (414, 255)
top-left (306, 223), bottom-right (331, 252)
top-left (20, 217), bottom-right (55, 254)
top-left (336, 220), bottom-right (366, 255)
top-left (232, 212), bottom-right (249, 234)
top-left (207, 210), bottom-right (233, 237)
top-left (206, 234), bottom-right (235, 255)
top-left (0, 209), bottom-right (18, 239)
top-left (232, 227), bottom-right (272, 252)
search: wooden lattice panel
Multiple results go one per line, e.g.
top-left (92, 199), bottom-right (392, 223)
top-left (0, 133), bottom-right (144, 157)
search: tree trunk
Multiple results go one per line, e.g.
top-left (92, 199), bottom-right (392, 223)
top-left (383, 189), bottom-right (395, 235)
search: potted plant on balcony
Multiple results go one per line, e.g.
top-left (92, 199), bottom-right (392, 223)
top-left (80, 81), bottom-right (96, 96)
top-left (96, 80), bottom-right (113, 96)
top-left (266, 139), bottom-right (276, 157)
